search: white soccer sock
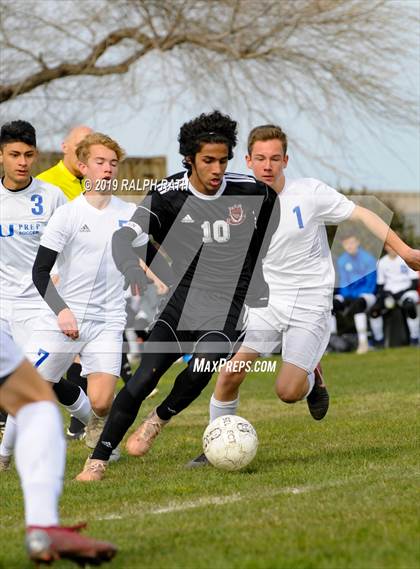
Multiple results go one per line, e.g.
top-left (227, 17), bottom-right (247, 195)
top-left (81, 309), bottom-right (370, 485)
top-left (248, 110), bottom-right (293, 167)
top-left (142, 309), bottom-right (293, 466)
top-left (354, 313), bottom-right (368, 344)
top-left (304, 372), bottom-right (316, 399)
top-left (0, 415), bottom-right (17, 456)
top-left (64, 388), bottom-right (91, 425)
top-left (407, 316), bottom-right (419, 340)
top-left (15, 401), bottom-right (65, 527)
top-left (369, 316), bottom-right (384, 341)
top-left (209, 394), bottom-right (239, 423)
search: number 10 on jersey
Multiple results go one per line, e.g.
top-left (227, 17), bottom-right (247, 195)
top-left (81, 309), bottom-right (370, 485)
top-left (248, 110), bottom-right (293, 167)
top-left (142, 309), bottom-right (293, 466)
top-left (201, 220), bottom-right (231, 243)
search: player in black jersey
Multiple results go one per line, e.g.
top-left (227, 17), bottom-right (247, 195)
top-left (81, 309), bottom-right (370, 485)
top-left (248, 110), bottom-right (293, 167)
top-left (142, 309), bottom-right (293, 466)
top-left (76, 111), bottom-right (279, 481)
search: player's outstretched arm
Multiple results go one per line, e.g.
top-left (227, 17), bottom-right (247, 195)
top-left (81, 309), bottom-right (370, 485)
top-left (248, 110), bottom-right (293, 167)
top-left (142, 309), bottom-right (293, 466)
top-left (350, 206), bottom-right (420, 270)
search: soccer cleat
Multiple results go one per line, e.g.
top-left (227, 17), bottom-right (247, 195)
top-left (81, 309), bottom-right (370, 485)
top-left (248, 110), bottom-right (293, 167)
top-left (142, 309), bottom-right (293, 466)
top-left (66, 427), bottom-right (86, 441)
top-left (307, 363), bottom-right (329, 421)
top-left (67, 416), bottom-right (86, 441)
top-left (126, 408), bottom-right (169, 457)
top-left (0, 453), bottom-right (11, 471)
top-left (75, 458), bottom-right (107, 482)
top-left (26, 523), bottom-right (117, 565)
top-left (85, 414), bottom-right (107, 449)
top-left (185, 452), bottom-right (210, 469)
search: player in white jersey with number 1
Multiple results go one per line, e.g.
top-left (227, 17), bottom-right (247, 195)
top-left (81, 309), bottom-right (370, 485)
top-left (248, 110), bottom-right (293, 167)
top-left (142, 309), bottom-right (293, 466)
top-left (188, 124), bottom-right (420, 467)
top-left (28, 133), bottom-right (152, 454)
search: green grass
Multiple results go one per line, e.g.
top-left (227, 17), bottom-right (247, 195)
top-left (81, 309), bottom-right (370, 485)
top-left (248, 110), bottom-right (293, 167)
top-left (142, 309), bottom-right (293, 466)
top-left (1, 347), bottom-right (419, 569)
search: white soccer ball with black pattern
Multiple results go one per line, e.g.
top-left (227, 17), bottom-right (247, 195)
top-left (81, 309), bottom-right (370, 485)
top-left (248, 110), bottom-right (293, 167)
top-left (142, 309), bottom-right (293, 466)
top-left (203, 415), bottom-right (258, 471)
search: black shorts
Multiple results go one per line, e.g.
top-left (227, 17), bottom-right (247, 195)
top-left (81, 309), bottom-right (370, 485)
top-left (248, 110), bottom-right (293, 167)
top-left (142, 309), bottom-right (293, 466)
top-left (152, 285), bottom-right (246, 355)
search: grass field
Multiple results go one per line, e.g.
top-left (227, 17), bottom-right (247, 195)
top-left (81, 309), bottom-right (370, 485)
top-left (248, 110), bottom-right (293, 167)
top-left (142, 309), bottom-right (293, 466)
top-left (0, 347), bottom-right (419, 569)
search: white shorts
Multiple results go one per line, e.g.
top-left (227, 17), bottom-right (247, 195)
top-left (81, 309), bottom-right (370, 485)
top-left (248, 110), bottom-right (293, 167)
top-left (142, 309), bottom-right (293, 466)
top-left (0, 302), bottom-right (44, 350)
top-left (25, 315), bottom-right (123, 383)
top-left (242, 303), bottom-right (331, 373)
top-left (0, 319), bottom-right (25, 382)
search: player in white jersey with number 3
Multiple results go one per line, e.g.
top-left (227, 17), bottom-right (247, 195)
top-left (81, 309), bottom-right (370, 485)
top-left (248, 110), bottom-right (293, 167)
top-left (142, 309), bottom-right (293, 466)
top-left (189, 124), bottom-right (420, 467)
top-left (29, 133), bottom-right (149, 452)
top-left (0, 121), bottom-right (66, 346)
top-left (0, 120), bottom-right (93, 470)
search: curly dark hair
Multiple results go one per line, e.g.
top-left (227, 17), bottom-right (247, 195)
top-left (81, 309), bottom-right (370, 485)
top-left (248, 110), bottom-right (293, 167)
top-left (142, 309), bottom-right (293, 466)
top-left (178, 110), bottom-right (237, 171)
top-left (0, 120), bottom-right (36, 148)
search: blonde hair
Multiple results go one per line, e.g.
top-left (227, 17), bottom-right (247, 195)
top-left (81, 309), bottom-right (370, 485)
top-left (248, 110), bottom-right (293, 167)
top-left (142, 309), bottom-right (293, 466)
top-left (247, 124), bottom-right (288, 156)
top-left (76, 132), bottom-right (125, 163)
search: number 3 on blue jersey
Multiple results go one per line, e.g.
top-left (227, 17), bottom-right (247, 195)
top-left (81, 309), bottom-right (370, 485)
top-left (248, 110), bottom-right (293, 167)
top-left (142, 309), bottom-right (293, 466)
top-left (293, 205), bottom-right (304, 229)
top-left (31, 194), bottom-right (44, 215)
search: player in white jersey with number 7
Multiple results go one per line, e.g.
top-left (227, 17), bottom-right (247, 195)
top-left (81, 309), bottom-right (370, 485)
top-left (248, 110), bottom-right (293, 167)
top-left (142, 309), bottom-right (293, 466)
top-left (189, 124), bottom-right (420, 467)
top-left (28, 133), bottom-right (151, 453)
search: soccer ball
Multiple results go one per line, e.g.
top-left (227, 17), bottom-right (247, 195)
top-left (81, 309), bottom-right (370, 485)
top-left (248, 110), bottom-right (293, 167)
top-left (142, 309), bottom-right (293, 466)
top-left (203, 415), bottom-right (258, 471)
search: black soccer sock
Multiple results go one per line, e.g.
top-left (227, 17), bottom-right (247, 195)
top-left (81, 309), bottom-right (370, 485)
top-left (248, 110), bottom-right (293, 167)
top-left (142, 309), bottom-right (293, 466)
top-left (157, 334), bottom-right (231, 421)
top-left (66, 363), bottom-right (87, 433)
top-left (67, 362), bottom-right (87, 392)
top-left (53, 378), bottom-right (83, 406)
top-left (91, 345), bottom-right (178, 461)
top-left (120, 352), bottom-right (132, 385)
top-left (91, 387), bottom-right (142, 461)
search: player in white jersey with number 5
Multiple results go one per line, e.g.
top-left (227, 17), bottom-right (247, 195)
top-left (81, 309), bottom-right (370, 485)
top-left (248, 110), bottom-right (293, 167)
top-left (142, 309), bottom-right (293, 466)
top-left (189, 124), bottom-right (420, 467)
top-left (28, 133), bottom-right (150, 452)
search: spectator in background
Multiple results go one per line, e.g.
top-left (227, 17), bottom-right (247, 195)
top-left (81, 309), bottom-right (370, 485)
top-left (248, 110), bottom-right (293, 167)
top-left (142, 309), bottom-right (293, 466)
top-left (37, 125), bottom-right (92, 200)
top-left (370, 244), bottom-right (419, 346)
top-left (333, 233), bottom-right (378, 354)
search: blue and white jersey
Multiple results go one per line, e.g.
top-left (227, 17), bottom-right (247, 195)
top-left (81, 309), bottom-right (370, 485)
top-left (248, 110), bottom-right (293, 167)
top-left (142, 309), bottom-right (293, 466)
top-left (0, 177), bottom-right (66, 310)
top-left (336, 248), bottom-right (377, 298)
top-left (262, 177), bottom-right (355, 313)
top-left (377, 254), bottom-right (418, 294)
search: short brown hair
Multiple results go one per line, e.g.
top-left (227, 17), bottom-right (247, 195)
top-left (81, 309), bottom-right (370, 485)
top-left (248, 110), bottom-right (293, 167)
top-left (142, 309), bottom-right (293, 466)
top-left (247, 124), bottom-right (288, 156)
top-left (76, 132), bottom-right (125, 163)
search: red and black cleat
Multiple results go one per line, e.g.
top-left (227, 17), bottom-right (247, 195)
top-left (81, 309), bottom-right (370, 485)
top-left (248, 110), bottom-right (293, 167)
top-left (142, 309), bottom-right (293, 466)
top-left (26, 523), bottom-right (117, 566)
top-left (307, 362), bottom-right (329, 421)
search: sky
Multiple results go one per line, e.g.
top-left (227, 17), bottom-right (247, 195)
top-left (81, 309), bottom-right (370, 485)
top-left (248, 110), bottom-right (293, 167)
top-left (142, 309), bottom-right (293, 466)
top-left (103, 102), bottom-right (420, 193)
top-left (5, 2), bottom-right (419, 193)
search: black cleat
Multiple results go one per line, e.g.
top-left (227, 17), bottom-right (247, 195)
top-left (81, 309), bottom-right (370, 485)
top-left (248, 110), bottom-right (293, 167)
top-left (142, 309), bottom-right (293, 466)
top-left (185, 452), bottom-right (210, 469)
top-left (307, 363), bottom-right (329, 420)
top-left (66, 416), bottom-right (86, 441)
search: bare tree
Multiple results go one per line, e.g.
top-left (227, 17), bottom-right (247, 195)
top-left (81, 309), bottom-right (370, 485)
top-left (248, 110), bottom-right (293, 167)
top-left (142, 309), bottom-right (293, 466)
top-left (0, 0), bottom-right (418, 162)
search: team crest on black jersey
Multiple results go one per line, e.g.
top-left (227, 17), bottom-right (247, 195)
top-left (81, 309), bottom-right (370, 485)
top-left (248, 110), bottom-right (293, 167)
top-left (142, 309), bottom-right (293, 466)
top-left (227, 204), bottom-right (246, 225)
